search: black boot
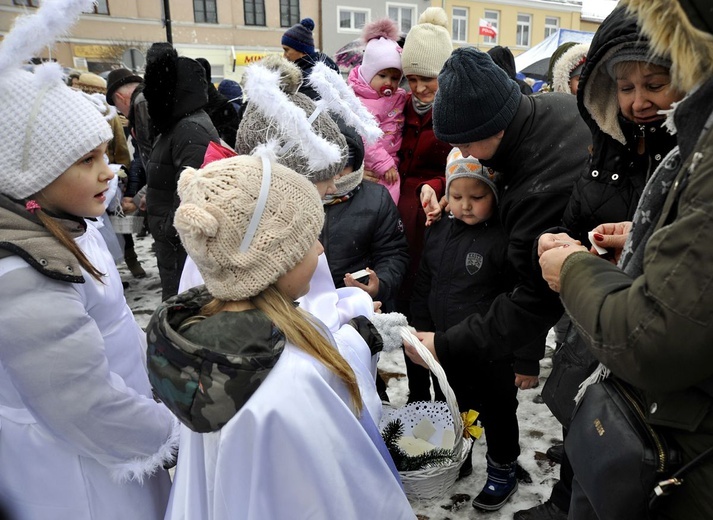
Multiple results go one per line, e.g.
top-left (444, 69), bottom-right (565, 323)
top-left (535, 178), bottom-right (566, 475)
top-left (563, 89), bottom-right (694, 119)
top-left (472, 454), bottom-right (518, 511)
top-left (124, 247), bottom-right (147, 278)
top-left (513, 501), bottom-right (567, 520)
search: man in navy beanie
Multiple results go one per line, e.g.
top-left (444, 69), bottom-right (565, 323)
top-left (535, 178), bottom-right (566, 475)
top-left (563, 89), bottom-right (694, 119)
top-left (281, 17), bottom-right (340, 99)
top-left (405, 46), bottom-right (591, 514)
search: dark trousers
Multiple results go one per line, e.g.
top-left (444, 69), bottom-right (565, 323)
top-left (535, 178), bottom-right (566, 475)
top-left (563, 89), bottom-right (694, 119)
top-left (153, 238), bottom-right (187, 301)
top-left (551, 428), bottom-right (574, 513)
top-left (453, 358), bottom-right (521, 464)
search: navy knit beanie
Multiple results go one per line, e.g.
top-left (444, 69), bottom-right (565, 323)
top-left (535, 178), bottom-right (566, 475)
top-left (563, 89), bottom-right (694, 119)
top-left (282, 18), bottom-right (315, 55)
top-left (433, 47), bottom-right (522, 144)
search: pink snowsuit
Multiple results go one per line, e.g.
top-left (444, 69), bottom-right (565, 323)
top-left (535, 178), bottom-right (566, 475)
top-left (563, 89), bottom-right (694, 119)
top-left (348, 66), bottom-right (407, 204)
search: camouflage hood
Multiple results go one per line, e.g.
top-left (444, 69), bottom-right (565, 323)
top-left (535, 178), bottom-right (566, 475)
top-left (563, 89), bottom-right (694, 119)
top-left (146, 285), bottom-right (285, 433)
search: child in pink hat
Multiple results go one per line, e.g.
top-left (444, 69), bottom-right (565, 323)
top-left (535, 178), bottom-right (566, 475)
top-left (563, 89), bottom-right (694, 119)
top-left (347, 18), bottom-right (407, 204)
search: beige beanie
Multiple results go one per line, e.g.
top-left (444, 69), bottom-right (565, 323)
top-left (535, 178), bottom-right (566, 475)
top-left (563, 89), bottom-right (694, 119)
top-left (174, 155), bottom-right (324, 301)
top-left (401, 7), bottom-right (453, 78)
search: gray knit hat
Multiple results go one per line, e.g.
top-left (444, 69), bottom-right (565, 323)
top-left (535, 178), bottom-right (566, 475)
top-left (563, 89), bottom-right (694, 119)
top-left (433, 47), bottom-right (522, 144)
top-left (445, 148), bottom-right (499, 203)
top-left (401, 8), bottom-right (453, 78)
top-left (605, 42), bottom-right (672, 79)
top-left (236, 55), bottom-right (347, 182)
top-left (174, 155), bottom-right (324, 301)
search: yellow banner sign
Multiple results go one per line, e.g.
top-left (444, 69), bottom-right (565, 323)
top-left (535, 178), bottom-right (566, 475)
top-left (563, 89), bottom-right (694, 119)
top-left (74, 44), bottom-right (117, 59)
top-left (233, 51), bottom-right (280, 66)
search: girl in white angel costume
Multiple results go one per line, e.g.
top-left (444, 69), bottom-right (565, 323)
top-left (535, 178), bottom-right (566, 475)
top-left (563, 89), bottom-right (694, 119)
top-left (156, 56), bottom-right (414, 519)
top-left (0, 2), bottom-right (179, 519)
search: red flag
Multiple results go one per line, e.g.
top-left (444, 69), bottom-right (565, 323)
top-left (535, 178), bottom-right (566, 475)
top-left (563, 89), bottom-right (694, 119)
top-left (478, 18), bottom-right (497, 38)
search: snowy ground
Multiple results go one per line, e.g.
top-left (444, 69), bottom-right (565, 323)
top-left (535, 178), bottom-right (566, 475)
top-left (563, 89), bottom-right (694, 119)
top-left (120, 234), bottom-right (563, 520)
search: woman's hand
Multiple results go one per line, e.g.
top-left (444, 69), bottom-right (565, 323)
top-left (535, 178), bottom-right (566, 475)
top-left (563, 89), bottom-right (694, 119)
top-left (384, 168), bottom-right (399, 185)
top-left (403, 331), bottom-right (438, 368)
top-left (363, 169), bottom-right (380, 183)
top-left (539, 243), bottom-right (588, 292)
top-left (590, 221), bottom-right (632, 264)
top-left (538, 233), bottom-right (581, 257)
top-left (420, 185), bottom-right (443, 226)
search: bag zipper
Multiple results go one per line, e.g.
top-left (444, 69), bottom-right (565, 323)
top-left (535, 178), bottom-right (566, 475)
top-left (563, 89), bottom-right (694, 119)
top-left (611, 379), bottom-right (668, 473)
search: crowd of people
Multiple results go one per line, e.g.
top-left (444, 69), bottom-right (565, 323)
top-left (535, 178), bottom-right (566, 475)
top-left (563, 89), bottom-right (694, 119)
top-left (0, 0), bottom-right (711, 519)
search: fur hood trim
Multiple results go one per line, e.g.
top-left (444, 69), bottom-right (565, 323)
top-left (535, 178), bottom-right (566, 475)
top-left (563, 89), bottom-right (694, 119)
top-left (621, 0), bottom-right (713, 92)
top-left (552, 43), bottom-right (589, 94)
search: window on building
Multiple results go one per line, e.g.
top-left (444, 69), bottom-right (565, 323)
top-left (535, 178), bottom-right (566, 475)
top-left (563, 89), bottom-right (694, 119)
top-left (13, 0), bottom-right (39, 6)
top-left (516, 13), bottom-right (531, 47)
top-left (483, 10), bottom-right (499, 44)
top-left (280, 0), bottom-right (300, 27)
top-left (387, 4), bottom-right (416, 34)
top-left (194, 0), bottom-right (217, 23)
top-left (545, 16), bottom-right (559, 38)
top-left (452, 7), bottom-right (467, 43)
top-left (244, 0), bottom-right (265, 26)
top-left (338, 8), bottom-right (369, 32)
top-left (79, 0), bottom-right (108, 13)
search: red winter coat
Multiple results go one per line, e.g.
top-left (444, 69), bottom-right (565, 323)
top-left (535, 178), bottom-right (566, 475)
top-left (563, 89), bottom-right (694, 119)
top-left (396, 95), bottom-right (451, 300)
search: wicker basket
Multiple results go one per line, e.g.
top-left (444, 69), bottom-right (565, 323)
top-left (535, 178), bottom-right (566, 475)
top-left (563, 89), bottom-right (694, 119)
top-left (108, 207), bottom-right (144, 235)
top-left (380, 327), bottom-right (473, 501)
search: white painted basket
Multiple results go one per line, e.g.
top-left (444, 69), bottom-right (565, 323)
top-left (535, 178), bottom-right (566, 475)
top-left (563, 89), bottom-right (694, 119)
top-left (380, 327), bottom-right (473, 501)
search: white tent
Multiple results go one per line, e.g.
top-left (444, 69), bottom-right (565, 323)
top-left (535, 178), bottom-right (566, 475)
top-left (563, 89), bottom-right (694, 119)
top-left (514, 29), bottom-right (595, 79)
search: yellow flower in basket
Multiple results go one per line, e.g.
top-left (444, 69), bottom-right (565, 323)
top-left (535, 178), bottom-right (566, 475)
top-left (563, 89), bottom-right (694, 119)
top-left (461, 409), bottom-right (484, 440)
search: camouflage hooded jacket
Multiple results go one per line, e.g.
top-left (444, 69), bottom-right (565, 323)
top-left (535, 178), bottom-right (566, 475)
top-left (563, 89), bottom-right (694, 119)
top-left (147, 286), bottom-right (286, 433)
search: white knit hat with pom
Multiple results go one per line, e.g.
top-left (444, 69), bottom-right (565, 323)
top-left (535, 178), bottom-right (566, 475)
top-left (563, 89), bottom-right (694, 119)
top-left (174, 154), bottom-right (324, 301)
top-left (0, 0), bottom-right (113, 200)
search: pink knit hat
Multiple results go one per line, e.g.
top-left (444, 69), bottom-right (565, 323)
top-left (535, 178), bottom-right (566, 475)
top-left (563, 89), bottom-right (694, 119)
top-left (359, 18), bottom-right (403, 85)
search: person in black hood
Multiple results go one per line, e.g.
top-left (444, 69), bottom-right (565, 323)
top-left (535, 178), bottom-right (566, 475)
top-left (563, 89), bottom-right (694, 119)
top-left (195, 57), bottom-right (240, 147)
top-left (143, 43), bottom-right (220, 300)
top-left (487, 46), bottom-right (532, 95)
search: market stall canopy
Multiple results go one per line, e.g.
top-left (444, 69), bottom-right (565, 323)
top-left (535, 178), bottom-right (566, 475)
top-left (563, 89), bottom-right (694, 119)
top-left (515, 29), bottom-right (594, 80)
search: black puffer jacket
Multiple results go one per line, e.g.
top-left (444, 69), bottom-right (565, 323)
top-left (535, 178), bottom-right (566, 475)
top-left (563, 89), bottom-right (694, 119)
top-left (563, 6), bottom-right (678, 243)
top-left (434, 92), bottom-right (591, 376)
top-left (411, 215), bottom-right (512, 331)
top-left (320, 181), bottom-right (409, 303)
top-left (144, 52), bottom-right (219, 245)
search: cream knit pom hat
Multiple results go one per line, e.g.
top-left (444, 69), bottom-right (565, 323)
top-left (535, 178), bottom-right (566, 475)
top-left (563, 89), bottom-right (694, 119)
top-left (401, 7), bottom-right (453, 78)
top-left (174, 155), bottom-right (324, 301)
top-left (0, 0), bottom-right (113, 200)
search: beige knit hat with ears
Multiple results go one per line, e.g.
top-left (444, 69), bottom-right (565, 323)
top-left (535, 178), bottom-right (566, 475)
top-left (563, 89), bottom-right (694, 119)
top-left (174, 154), bottom-right (324, 301)
top-left (401, 7), bottom-right (453, 78)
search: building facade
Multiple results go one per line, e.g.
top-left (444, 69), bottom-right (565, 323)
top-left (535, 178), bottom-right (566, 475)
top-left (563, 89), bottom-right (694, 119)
top-left (1, 0), bottom-right (611, 80)
top-left (0, 0), bottom-right (322, 81)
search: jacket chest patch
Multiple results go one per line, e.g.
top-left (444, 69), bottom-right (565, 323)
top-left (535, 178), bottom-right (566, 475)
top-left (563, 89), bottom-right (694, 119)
top-left (465, 252), bottom-right (483, 275)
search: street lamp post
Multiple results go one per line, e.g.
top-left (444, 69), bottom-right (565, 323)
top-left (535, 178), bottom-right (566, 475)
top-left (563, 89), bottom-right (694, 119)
top-left (162, 0), bottom-right (173, 43)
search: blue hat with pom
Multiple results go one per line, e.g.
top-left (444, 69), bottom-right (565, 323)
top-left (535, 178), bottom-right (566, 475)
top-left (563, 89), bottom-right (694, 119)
top-left (282, 18), bottom-right (315, 55)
